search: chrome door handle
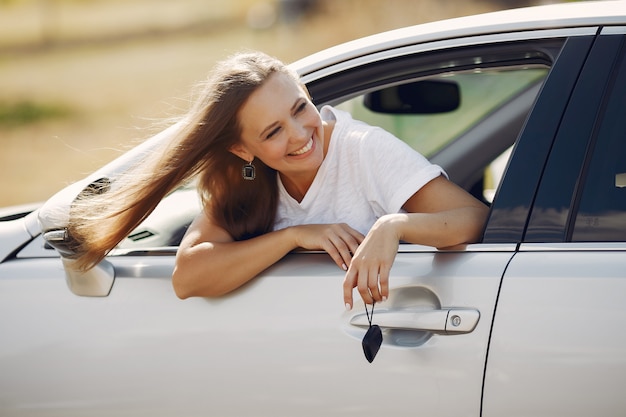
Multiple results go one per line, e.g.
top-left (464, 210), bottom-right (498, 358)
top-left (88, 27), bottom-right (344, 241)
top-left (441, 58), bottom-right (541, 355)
top-left (350, 308), bottom-right (480, 335)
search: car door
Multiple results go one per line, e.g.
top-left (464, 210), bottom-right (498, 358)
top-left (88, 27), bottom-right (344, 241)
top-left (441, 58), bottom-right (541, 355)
top-left (0, 30), bottom-right (595, 417)
top-left (483, 27), bottom-right (626, 417)
top-left (0, 242), bottom-right (509, 417)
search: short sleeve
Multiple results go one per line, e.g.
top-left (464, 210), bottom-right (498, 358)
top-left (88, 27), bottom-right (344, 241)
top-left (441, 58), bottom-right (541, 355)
top-left (358, 124), bottom-right (446, 214)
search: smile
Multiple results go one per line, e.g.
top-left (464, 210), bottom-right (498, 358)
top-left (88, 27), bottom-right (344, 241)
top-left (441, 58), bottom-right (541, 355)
top-left (289, 138), bottom-right (313, 156)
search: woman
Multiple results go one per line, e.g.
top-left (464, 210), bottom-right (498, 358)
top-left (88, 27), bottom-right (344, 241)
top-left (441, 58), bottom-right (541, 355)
top-left (69, 51), bottom-right (488, 310)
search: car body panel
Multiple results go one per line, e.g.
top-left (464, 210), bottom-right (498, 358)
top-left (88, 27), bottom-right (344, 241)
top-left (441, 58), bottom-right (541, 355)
top-left (483, 245), bottom-right (626, 417)
top-left (0, 210), bottom-right (38, 262)
top-left (0, 247), bottom-right (513, 416)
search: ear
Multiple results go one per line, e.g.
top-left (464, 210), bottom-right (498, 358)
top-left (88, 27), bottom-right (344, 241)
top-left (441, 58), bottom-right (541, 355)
top-left (229, 143), bottom-right (253, 162)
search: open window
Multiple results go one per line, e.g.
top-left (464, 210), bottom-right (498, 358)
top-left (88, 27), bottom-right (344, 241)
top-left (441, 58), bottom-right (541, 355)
top-left (334, 66), bottom-right (548, 205)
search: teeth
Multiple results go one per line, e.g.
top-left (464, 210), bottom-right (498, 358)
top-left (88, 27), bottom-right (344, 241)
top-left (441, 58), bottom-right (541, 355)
top-left (290, 139), bottom-right (313, 156)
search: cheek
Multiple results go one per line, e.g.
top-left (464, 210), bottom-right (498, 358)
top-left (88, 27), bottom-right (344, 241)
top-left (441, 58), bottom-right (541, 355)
top-left (260, 141), bottom-right (289, 160)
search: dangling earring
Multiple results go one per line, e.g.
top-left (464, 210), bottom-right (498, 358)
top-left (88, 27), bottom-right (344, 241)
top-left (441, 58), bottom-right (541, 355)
top-left (242, 160), bottom-right (256, 180)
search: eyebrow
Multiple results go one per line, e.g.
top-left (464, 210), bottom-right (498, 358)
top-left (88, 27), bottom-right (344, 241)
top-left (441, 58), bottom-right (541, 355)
top-left (258, 98), bottom-right (304, 139)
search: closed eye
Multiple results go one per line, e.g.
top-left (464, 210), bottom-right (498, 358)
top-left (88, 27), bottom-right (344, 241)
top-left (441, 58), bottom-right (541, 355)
top-left (264, 100), bottom-right (308, 140)
top-left (294, 101), bottom-right (307, 115)
top-left (266, 126), bottom-right (281, 140)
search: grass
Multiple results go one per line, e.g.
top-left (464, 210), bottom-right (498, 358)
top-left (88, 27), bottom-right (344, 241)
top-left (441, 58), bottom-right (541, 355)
top-left (0, 100), bottom-right (72, 127)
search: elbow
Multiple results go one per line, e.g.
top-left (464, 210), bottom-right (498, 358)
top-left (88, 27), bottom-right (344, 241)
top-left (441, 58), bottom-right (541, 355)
top-left (473, 204), bottom-right (490, 241)
top-left (172, 264), bottom-right (230, 300)
top-left (172, 269), bottom-right (193, 300)
top-left (462, 204), bottom-right (490, 244)
top-left (171, 261), bottom-right (203, 300)
top-left (172, 250), bottom-right (207, 299)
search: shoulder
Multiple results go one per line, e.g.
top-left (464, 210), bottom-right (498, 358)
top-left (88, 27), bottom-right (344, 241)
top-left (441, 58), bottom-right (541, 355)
top-left (180, 209), bottom-right (233, 249)
top-left (322, 106), bottom-right (434, 166)
top-left (321, 105), bottom-right (367, 132)
top-left (322, 105), bottom-right (384, 147)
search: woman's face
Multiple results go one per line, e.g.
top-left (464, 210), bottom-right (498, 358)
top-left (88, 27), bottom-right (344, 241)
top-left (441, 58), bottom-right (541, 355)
top-left (233, 72), bottom-right (325, 181)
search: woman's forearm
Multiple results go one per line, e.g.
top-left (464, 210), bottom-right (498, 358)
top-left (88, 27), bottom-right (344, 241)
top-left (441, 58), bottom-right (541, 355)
top-left (385, 206), bottom-right (488, 249)
top-left (172, 227), bottom-right (296, 299)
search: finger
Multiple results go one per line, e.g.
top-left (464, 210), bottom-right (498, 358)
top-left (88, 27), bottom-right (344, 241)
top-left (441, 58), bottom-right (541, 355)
top-left (333, 229), bottom-right (364, 269)
top-left (331, 236), bottom-right (354, 269)
top-left (367, 267), bottom-right (382, 302)
top-left (379, 265), bottom-right (390, 301)
top-left (341, 225), bottom-right (365, 249)
top-left (357, 270), bottom-right (374, 305)
top-left (343, 269), bottom-right (356, 310)
top-left (324, 243), bottom-right (348, 271)
top-left (335, 223), bottom-right (364, 247)
top-left (320, 225), bottom-right (354, 268)
top-left (326, 229), bottom-right (357, 268)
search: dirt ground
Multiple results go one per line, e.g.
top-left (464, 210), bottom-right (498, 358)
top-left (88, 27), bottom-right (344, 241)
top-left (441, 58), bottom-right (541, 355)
top-left (0, 0), bottom-right (512, 207)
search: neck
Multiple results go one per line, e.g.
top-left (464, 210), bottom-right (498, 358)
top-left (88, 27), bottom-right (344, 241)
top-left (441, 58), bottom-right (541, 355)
top-left (280, 171), bottom-right (315, 203)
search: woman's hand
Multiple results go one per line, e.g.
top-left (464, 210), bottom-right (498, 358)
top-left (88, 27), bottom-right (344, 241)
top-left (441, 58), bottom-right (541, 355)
top-left (341, 176), bottom-right (489, 310)
top-left (290, 223), bottom-right (364, 271)
top-left (342, 215), bottom-right (401, 310)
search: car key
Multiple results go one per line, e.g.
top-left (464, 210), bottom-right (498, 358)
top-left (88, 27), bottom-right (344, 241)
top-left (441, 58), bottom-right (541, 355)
top-left (362, 302), bottom-right (382, 363)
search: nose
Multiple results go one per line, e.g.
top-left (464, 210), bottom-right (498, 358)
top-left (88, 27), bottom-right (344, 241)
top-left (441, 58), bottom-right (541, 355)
top-left (287, 119), bottom-right (308, 142)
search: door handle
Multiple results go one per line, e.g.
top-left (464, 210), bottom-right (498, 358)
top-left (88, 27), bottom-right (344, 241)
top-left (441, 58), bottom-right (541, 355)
top-left (350, 308), bottom-right (480, 335)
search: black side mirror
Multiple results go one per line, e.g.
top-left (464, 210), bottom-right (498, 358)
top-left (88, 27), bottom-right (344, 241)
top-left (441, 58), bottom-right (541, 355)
top-left (364, 80), bottom-right (460, 114)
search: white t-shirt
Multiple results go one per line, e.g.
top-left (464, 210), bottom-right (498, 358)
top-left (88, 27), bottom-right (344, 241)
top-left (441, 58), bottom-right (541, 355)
top-left (273, 106), bottom-right (445, 235)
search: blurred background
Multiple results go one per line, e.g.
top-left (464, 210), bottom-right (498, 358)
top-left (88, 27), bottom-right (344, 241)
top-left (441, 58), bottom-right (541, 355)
top-left (0, 0), bottom-right (571, 207)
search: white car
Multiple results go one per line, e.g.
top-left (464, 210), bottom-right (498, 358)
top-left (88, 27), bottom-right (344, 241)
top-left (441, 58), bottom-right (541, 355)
top-left (2, 2), bottom-right (626, 416)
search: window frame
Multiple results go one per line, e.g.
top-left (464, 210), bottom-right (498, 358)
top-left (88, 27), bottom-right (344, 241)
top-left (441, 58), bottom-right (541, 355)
top-left (484, 34), bottom-right (597, 243)
top-left (570, 33), bottom-right (626, 242)
top-left (523, 31), bottom-right (626, 243)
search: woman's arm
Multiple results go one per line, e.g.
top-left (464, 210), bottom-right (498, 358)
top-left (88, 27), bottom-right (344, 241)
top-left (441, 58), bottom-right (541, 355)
top-left (342, 175), bottom-right (489, 309)
top-left (173, 210), bottom-right (363, 299)
top-left (393, 175), bottom-right (488, 248)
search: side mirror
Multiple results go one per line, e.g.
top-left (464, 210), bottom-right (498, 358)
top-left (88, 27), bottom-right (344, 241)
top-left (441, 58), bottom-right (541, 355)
top-left (39, 177), bottom-right (115, 297)
top-left (364, 80), bottom-right (460, 114)
top-left (43, 228), bottom-right (115, 297)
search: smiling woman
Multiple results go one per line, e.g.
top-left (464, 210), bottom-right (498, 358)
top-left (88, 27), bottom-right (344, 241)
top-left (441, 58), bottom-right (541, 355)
top-left (67, 50), bottom-right (488, 308)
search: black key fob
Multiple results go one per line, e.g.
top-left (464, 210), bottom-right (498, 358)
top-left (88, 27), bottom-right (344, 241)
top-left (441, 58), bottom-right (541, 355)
top-left (362, 324), bottom-right (382, 363)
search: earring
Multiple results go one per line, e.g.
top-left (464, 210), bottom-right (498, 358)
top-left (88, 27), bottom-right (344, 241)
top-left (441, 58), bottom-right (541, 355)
top-left (242, 160), bottom-right (256, 180)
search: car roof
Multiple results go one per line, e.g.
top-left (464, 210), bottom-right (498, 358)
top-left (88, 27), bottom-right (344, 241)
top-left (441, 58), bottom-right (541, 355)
top-left (292, 0), bottom-right (626, 76)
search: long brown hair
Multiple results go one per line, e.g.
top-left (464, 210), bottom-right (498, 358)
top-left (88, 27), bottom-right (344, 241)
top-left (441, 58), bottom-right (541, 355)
top-left (69, 51), bottom-right (296, 270)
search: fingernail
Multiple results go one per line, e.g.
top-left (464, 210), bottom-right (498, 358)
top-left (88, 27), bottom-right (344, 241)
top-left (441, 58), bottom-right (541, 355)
top-left (382, 296), bottom-right (388, 302)
top-left (341, 263), bottom-right (348, 271)
top-left (345, 303), bottom-right (352, 311)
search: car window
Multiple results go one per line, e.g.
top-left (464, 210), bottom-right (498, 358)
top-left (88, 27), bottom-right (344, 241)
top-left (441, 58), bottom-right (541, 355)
top-left (572, 47), bottom-right (626, 241)
top-left (335, 67), bottom-right (548, 203)
top-left (118, 66), bottom-right (549, 249)
top-left (117, 56), bottom-right (553, 250)
top-left (335, 68), bottom-right (547, 158)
